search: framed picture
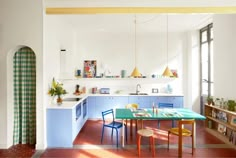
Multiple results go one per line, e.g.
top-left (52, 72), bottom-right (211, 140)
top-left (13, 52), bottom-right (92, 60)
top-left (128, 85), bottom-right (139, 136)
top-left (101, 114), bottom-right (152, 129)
top-left (230, 116), bottom-right (236, 127)
top-left (217, 124), bottom-right (226, 135)
top-left (83, 60), bottom-right (97, 78)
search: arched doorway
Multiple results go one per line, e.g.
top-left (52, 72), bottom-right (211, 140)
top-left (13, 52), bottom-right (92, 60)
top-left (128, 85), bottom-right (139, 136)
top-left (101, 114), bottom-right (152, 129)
top-left (13, 46), bottom-right (36, 145)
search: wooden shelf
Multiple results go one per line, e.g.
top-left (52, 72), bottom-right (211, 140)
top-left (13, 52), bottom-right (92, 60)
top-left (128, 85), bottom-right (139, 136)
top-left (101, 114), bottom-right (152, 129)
top-left (207, 116), bottom-right (236, 131)
top-left (205, 128), bottom-right (236, 150)
top-left (205, 104), bottom-right (236, 115)
top-left (205, 104), bottom-right (236, 149)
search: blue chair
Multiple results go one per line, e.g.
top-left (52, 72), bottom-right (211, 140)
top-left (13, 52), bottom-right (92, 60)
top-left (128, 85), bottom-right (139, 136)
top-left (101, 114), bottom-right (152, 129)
top-left (101, 109), bottom-right (127, 147)
top-left (157, 103), bottom-right (174, 128)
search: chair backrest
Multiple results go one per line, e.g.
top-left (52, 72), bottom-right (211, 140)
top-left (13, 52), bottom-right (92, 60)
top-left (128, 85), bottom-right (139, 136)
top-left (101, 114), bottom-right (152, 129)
top-left (158, 103), bottom-right (174, 108)
top-left (178, 119), bottom-right (195, 135)
top-left (102, 109), bottom-right (114, 124)
top-left (125, 103), bottom-right (139, 109)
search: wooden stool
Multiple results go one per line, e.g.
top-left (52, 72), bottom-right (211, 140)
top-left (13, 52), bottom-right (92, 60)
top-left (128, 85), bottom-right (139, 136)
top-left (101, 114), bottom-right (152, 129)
top-left (137, 129), bottom-right (155, 157)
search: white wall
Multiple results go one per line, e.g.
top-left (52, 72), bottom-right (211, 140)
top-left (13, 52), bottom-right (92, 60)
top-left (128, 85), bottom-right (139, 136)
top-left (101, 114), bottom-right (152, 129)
top-left (44, 15), bottom-right (186, 96)
top-left (0, 0), bottom-right (44, 149)
top-left (214, 15), bottom-right (236, 99)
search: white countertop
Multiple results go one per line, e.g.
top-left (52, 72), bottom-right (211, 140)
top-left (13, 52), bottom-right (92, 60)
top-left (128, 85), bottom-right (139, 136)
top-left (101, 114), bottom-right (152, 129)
top-left (47, 93), bottom-right (183, 109)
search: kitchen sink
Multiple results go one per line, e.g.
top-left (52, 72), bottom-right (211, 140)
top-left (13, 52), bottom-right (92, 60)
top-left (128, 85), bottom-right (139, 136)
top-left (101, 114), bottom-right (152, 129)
top-left (129, 93), bottom-right (148, 95)
top-left (63, 98), bottom-right (81, 101)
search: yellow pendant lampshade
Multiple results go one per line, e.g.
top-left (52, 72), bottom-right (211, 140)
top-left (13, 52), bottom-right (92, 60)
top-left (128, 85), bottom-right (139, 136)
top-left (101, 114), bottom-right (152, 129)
top-left (130, 15), bottom-right (142, 78)
top-left (131, 67), bottom-right (141, 77)
top-left (162, 66), bottom-right (173, 77)
top-left (162, 14), bottom-right (173, 77)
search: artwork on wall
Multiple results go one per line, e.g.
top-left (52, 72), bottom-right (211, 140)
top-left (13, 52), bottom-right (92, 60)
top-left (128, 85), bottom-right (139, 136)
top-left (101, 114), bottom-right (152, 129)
top-left (84, 60), bottom-right (97, 78)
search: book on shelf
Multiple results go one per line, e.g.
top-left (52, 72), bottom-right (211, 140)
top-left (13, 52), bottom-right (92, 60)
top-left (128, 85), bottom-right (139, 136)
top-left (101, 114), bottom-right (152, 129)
top-left (217, 124), bottom-right (226, 135)
top-left (229, 131), bottom-right (236, 145)
top-left (230, 116), bottom-right (236, 127)
top-left (216, 111), bottom-right (227, 122)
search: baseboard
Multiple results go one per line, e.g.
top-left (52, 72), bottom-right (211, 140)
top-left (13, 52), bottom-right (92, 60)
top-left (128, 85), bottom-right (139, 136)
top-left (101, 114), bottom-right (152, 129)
top-left (0, 143), bottom-right (8, 149)
top-left (36, 143), bottom-right (46, 150)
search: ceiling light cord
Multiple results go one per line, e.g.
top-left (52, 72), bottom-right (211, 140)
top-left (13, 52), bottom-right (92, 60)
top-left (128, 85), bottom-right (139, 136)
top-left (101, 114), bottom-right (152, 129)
top-left (166, 14), bottom-right (169, 66)
top-left (135, 14), bottom-right (137, 66)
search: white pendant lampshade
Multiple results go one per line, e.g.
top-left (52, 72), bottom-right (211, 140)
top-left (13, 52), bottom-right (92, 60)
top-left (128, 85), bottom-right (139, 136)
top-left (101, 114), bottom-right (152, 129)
top-left (162, 14), bottom-right (173, 77)
top-left (131, 15), bottom-right (142, 78)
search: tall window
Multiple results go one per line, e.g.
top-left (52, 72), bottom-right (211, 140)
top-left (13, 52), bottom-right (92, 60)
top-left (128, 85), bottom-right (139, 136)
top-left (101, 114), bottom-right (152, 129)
top-left (200, 23), bottom-right (213, 114)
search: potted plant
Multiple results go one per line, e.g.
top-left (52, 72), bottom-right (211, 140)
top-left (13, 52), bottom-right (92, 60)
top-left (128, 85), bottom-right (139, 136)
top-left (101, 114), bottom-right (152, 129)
top-left (227, 100), bottom-right (236, 111)
top-left (207, 96), bottom-right (213, 105)
top-left (48, 78), bottom-right (67, 104)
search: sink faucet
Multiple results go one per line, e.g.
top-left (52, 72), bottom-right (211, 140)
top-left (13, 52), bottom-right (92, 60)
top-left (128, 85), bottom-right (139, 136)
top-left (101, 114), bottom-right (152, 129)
top-left (136, 84), bottom-right (141, 94)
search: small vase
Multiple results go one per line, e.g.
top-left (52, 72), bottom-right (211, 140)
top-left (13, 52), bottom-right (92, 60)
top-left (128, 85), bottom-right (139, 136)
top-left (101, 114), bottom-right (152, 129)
top-left (57, 96), bottom-right (63, 105)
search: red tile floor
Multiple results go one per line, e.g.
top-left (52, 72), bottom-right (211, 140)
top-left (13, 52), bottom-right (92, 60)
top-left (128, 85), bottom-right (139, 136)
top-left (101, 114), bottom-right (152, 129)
top-left (1, 120), bottom-right (236, 158)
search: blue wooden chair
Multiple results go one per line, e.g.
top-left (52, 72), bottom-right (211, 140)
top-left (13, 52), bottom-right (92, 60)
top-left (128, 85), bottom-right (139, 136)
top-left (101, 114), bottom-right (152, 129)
top-left (101, 109), bottom-right (127, 147)
top-left (158, 103), bottom-right (174, 128)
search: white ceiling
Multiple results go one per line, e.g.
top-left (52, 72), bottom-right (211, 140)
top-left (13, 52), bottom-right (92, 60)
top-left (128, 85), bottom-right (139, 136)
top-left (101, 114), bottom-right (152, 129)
top-left (48, 14), bottom-right (213, 33)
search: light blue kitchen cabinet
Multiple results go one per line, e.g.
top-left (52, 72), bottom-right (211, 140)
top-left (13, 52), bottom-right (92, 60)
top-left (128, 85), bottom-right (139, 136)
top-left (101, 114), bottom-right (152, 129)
top-left (128, 96), bottom-right (152, 109)
top-left (157, 96), bottom-right (183, 108)
top-left (47, 108), bottom-right (75, 147)
top-left (47, 100), bottom-right (88, 148)
top-left (89, 96), bottom-right (129, 119)
top-left (88, 96), bottom-right (96, 118)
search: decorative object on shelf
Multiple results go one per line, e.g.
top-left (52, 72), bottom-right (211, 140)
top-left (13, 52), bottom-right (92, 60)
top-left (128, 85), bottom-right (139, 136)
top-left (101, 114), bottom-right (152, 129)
top-left (130, 14), bottom-right (142, 78)
top-left (76, 69), bottom-right (81, 77)
top-left (171, 69), bottom-right (178, 78)
top-left (121, 70), bottom-right (126, 78)
top-left (84, 60), bottom-right (97, 78)
top-left (214, 98), bottom-right (220, 106)
top-left (48, 78), bottom-right (67, 105)
top-left (207, 96), bottom-right (214, 105)
top-left (74, 84), bottom-right (82, 95)
top-left (227, 100), bottom-right (236, 111)
top-left (162, 14), bottom-right (173, 77)
top-left (230, 116), bottom-right (236, 127)
top-left (217, 124), bottom-right (226, 135)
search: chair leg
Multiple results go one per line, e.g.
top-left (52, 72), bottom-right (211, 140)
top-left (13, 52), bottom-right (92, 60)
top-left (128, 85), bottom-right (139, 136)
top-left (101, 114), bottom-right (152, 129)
top-left (158, 120), bottom-right (160, 128)
top-left (152, 137), bottom-right (155, 157)
top-left (125, 124), bottom-right (127, 142)
top-left (130, 119), bottom-right (133, 137)
top-left (192, 134), bottom-right (194, 154)
top-left (137, 134), bottom-right (141, 157)
top-left (167, 132), bottom-right (170, 150)
top-left (172, 120), bottom-right (175, 127)
top-left (111, 128), bottom-right (113, 138)
top-left (116, 128), bottom-right (118, 147)
top-left (101, 126), bottom-right (105, 144)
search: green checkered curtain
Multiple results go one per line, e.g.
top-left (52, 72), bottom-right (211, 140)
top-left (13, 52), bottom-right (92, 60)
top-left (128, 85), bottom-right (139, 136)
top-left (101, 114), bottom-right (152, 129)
top-left (13, 47), bottom-right (36, 145)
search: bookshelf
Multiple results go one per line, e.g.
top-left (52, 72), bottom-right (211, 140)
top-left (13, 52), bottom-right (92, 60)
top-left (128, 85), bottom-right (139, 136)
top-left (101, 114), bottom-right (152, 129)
top-left (205, 104), bottom-right (236, 149)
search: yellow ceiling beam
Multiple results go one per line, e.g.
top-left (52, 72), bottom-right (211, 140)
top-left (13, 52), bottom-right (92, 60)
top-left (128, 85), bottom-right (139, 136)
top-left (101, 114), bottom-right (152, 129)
top-left (46, 7), bottom-right (236, 14)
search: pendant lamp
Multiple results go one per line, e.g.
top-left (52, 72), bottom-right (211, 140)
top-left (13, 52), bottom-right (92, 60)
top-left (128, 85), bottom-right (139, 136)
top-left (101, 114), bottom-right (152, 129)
top-left (162, 14), bottom-right (173, 77)
top-left (131, 15), bottom-right (142, 77)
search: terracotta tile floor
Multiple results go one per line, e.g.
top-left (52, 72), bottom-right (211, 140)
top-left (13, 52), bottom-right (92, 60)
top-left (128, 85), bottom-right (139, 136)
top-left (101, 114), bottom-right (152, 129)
top-left (1, 120), bottom-right (236, 158)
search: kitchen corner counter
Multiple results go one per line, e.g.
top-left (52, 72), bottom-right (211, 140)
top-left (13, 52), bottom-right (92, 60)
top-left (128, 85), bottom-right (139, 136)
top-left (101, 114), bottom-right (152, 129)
top-left (47, 94), bottom-right (88, 109)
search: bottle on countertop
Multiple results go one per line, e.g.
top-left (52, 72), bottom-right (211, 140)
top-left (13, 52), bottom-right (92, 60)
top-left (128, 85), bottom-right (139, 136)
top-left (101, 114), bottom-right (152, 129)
top-left (152, 102), bottom-right (155, 113)
top-left (155, 105), bottom-right (158, 114)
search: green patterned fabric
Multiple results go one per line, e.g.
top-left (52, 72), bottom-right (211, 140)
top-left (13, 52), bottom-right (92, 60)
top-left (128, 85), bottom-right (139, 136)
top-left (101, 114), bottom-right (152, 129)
top-left (13, 47), bottom-right (36, 145)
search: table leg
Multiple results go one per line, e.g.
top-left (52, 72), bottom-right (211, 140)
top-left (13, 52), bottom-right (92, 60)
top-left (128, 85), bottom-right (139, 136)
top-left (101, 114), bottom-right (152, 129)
top-left (193, 121), bottom-right (196, 148)
top-left (122, 119), bottom-right (124, 147)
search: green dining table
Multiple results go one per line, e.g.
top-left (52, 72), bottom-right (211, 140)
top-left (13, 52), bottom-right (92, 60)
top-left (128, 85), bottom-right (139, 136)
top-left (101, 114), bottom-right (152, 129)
top-left (115, 108), bottom-right (206, 150)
